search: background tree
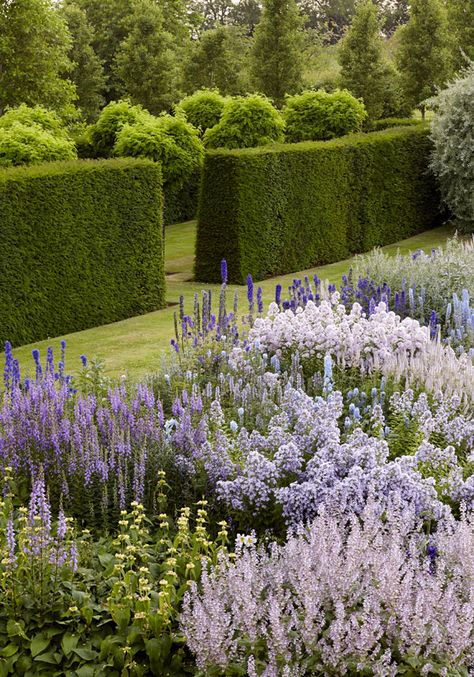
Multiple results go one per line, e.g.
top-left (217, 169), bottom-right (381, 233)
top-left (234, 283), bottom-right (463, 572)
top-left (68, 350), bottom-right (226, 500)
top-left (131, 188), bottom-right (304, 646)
top-left (446, 0), bottom-right (474, 72)
top-left (230, 0), bottom-right (262, 35)
top-left (397, 0), bottom-right (452, 118)
top-left (114, 0), bottom-right (178, 114)
top-left (250, 0), bottom-right (305, 107)
top-left (339, 0), bottom-right (393, 119)
top-left (0, 0), bottom-right (75, 114)
top-left (182, 26), bottom-right (249, 95)
top-left (60, 3), bottom-right (106, 121)
top-left (71, 0), bottom-right (134, 101)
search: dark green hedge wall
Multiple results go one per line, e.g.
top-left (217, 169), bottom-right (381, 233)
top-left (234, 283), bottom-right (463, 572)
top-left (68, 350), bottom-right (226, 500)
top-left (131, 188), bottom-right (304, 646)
top-left (163, 169), bottom-right (200, 225)
top-left (195, 126), bottom-right (441, 284)
top-left (0, 159), bottom-right (165, 347)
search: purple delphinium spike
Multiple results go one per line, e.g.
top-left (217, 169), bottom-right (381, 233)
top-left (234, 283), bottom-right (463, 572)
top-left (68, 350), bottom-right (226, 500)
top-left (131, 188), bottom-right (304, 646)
top-left (221, 259), bottom-right (228, 285)
top-left (32, 348), bottom-right (42, 381)
top-left (257, 287), bottom-right (263, 314)
top-left (3, 340), bottom-right (14, 391)
top-left (247, 275), bottom-right (254, 313)
top-left (275, 284), bottom-right (282, 308)
top-left (80, 354), bottom-right (88, 368)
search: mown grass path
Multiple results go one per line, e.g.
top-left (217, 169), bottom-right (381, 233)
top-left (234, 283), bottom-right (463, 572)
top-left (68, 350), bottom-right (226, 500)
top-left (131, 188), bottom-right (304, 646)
top-left (10, 221), bottom-right (454, 379)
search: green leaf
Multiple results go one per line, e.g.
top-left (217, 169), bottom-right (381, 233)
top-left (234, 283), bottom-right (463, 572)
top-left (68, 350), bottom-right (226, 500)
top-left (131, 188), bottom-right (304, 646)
top-left (75, 666), bottom-right (97, 677)
top-left (0, 644), bottom-right (18, 658)
top-left (30, 636), bottom-right (50, 658)
top-left (73, 647), bottom-right (99, 661)
top-left (6, 620), bottom-right (28, 640)
top-left (33, 650), bottom-right (59, 664)
top-left (61, 632), bottom-right (79, 656)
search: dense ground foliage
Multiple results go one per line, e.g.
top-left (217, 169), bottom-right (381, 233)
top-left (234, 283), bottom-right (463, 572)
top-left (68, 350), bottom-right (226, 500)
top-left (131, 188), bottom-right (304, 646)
top-left (1, 236), bottom-right (473, 675)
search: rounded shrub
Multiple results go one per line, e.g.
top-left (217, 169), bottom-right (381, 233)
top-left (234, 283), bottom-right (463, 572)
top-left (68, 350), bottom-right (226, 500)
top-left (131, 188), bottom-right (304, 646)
top-left (90, 100), bottom-right (149, 158)
top-left (114, 114), bottom-right (204, 188)
top-left (203, 94), bottom-right (284, 149)
top-left (0, 105), bottom-right (69, 139)
top-left (175, 89), bottom-right (227, 134)
top-left (0, 123), bottom-right (77, 167)
top-left (283, 90), bottom-right (367, 143)
top-left (430, 65), bottom-right (474, 233)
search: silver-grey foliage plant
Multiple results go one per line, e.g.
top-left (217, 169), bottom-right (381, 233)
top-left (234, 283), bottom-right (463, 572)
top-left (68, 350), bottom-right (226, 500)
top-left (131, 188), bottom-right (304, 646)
top-left (430, 64), bottom-right (474, 232)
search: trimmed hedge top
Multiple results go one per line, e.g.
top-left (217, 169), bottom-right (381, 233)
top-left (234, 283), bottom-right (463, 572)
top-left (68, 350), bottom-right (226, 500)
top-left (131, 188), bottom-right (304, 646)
top-left (0, 158), bottom-right (165, 347)
top-left (195, 125), bottom-right (442, 284)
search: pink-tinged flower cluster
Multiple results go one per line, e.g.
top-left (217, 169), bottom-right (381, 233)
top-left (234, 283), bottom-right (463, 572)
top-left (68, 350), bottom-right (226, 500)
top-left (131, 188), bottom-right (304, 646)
top-left (240, 299), bottom-right (474, 402)
top-left (248, 299), bottom-right (429, 368)
top-left (181, 500), bottom-right (474, 675)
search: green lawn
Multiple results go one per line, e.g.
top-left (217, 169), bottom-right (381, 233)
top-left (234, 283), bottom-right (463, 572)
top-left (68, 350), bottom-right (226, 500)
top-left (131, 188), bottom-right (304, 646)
top-left (9, 221), bottom-right (455, 380)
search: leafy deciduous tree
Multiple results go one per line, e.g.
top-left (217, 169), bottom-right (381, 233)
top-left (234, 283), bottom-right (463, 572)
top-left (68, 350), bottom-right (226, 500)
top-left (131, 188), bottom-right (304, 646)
top-left (60, 3), bottom-right (106, 121)
top-left (114, 0), bottom-right (178, 114)
top-left (182, 26), bottom-right (248, 95)
top-left (0, 0), bottom-right (76, 114)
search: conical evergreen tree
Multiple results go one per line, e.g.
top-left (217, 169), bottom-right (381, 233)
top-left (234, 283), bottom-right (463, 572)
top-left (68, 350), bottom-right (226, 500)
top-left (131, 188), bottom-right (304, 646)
top-left (250, 0), bottom-right (304, 107)
top-left (446, 0), bottom-right (474, 72)
top-left (339, 0), bottom-right (391, 120)
top-left (397, 0), bottom-right (452, 118)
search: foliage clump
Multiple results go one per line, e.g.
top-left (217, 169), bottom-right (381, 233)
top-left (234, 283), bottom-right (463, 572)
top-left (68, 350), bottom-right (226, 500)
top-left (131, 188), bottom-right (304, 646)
top-left (0, 105), bottom-right (69, 138)
top-left (203, 94), bottom-right (284, 149)
top-left (90, 100), bottom-right (149, 158)
top-left (0, 123), bottom-right (76, 167)
top-left (430, 65), bottom-right (474, 232)
top-left (115, 114), bottom-right (204, 188)
top-left (175, 89), bottom-right (227, 134)
top-left (283, 89), bottom-right (367, 142)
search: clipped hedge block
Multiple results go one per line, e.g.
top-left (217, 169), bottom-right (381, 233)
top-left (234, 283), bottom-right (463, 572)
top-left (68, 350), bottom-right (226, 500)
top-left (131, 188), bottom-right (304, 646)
top-left (195, 126), bottom-right (441, 284)
top-left (0, 158), bottom-right (165, 346)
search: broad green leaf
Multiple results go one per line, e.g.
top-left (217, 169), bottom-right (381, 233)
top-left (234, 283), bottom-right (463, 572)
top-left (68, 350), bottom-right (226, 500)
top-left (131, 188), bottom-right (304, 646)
top-left (73, 647), bottom-right (99, 661)
top-left (30, 636), bottom-right (50, 658)
top-left (61, 632), bottom-right (79, 656)
top-left (0, 644), bottom-right (18, 658)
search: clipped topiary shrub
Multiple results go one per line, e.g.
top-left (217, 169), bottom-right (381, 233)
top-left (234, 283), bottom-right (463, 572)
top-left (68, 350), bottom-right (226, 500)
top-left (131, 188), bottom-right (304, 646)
top-left (195, 126), bottom-right (441, 283)
top-left (283, 90), bottom-right (367, 142)
top-left (0, 123), bottom-right (77, 167)
top-left (0, 159), bottom-right (165, 346)
top-left (430, 65), bottom-right (474, 233)
top-left (175, 89), bottom-right (227, 134)
top-left (0, 104), bottom-right (69, 138)
top-left (90, 100), bottom-right (149, 158)
top-left (370, 118), bottom-right (421, 132)
top-left (203, 94), bottom-right (284, 149)
top-left (114, 114), bottom-right (204, 189)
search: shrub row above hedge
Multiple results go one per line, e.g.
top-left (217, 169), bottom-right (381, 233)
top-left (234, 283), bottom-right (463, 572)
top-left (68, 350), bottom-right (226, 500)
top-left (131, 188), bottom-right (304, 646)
top-left (195, 126), bottom-right (442, 284)
top-left (0, 159), bottom-right (165, 347)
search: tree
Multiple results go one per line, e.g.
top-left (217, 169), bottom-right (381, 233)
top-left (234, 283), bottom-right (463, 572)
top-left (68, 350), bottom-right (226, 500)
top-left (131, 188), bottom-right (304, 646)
top-left (446, 0), bottom-right (474, 72)
top-left (182, 26), bottom-right (248, 95)
top-left (339, 0), bottom-right (392, 119)
top-left (70, 0), bottom-right (135, 101)
top-left (114, 0), bottom-right (178, 114)
top-left (250, 0), bottom-right (305, 107)
top-left (230, 0), bottom-right (262, 35)
top-left (60, 3), bottom-right (106, 121)
top-left (397, 0), bottom-right (452, 118)
top-left (0, 0), bottom-right (76, 114)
